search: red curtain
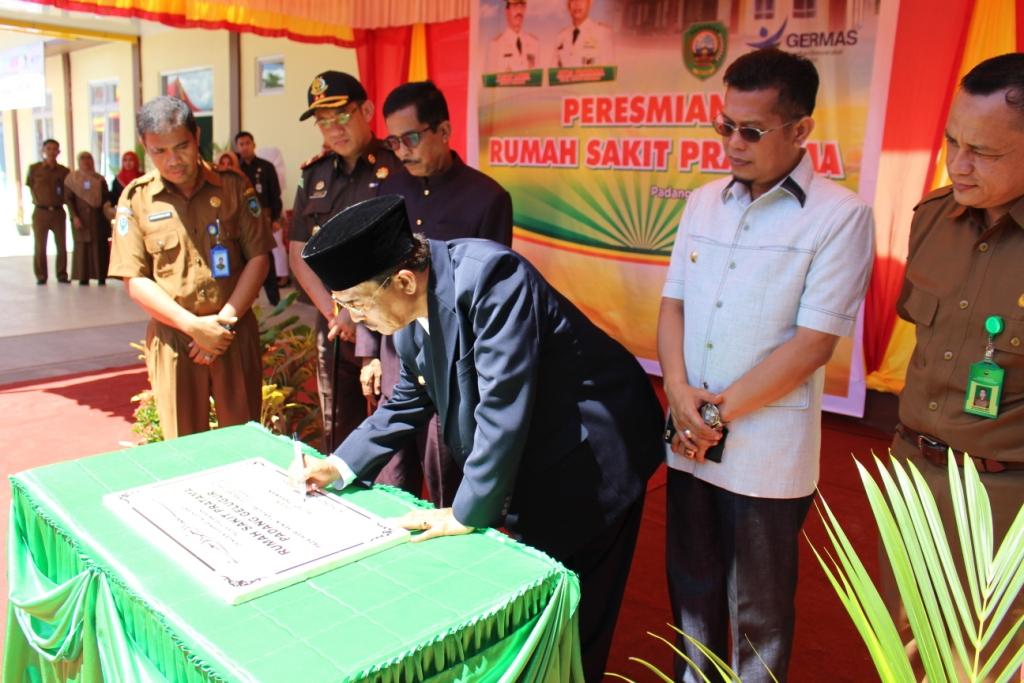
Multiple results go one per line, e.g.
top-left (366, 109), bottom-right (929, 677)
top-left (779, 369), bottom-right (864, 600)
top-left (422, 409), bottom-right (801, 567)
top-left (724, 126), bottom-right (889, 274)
top-left (862, 0), bottom-right (974, 373)
top-left (354, 19), bottom-right (470, 159)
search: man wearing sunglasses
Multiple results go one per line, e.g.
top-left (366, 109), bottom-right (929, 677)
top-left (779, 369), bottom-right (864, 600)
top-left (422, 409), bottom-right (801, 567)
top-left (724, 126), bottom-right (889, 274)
top-left (295, 195), bottom-right (663, 682)
top-left (657, 48), bottom-right (874, 681)
top-left (288, 70), bottom-right (404, 453)
top-left (355, 80), bottom-right (512, 509)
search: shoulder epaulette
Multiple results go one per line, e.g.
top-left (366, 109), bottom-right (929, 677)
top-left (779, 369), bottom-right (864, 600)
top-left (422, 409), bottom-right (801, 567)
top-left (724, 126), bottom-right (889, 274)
top-left (301, 149), bottom-right (333, 170)
top-left (913, 185), bottom-right (954, 212)
top-left (124, 172), bottom-right (157, 201)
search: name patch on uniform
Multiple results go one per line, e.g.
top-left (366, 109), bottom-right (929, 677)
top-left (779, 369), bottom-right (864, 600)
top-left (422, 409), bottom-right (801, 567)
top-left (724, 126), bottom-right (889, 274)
top-left (148, 211), bottom-right (173, 222)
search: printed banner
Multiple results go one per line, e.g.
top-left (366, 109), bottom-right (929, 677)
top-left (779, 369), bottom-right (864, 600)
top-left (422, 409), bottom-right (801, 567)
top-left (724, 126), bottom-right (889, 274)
top-left (471, 0), bottom-right (879, 415)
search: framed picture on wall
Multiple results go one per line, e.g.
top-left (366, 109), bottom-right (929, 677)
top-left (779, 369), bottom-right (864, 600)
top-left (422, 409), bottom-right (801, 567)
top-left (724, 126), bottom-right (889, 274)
top-left (257, 57), bottom-right (285, 95)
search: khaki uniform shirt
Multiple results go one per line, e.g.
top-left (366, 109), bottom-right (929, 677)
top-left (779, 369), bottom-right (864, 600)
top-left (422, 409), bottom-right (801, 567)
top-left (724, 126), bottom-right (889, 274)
top-left (26, 162), bottom-right (70, 208)
top-left (897, 187), bottom-right (1024, 462)
top-left (108, 163), bottom-right (274, 316)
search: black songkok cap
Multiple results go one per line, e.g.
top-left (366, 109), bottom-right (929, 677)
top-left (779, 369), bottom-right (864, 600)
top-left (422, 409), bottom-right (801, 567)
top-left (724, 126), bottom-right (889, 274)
top-left (301, 195), bottom-right (415, 292)
top-left (299, 70), bottom-right (368, 121)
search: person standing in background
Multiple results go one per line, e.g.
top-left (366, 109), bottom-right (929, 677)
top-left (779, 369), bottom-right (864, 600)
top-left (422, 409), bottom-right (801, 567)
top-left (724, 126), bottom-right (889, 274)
top-left (26, 139), bottom-right (70, 285)
top-left (236, 131), bottom-right (287, 303)
top-left (64, 151), bottom-right (113, 285)
top-left (111, 150), bottom-right (142, 204)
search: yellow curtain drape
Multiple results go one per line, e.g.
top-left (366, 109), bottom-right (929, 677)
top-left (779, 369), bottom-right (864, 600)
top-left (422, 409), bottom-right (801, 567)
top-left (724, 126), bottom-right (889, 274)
top-left (408, 23), bottom-right (429, 81)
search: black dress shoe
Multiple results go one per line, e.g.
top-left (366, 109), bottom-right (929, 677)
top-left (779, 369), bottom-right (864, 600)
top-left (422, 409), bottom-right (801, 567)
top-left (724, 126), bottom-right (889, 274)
top-left (36, 279), bottom-right (46, 285)
top-left (79, 280), bottom-right (89, 286)
top-left (97, 279), bottom-right (106, 286)
top-left (57, 277), bottom-right (70, 284)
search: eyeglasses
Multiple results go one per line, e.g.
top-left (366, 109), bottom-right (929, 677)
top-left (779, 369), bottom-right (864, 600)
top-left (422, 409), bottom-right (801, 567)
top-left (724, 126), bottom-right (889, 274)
top-left (712, 115), bottom-right (801, 143)
top-left (313, 105), bottom-right (360, 130)
top-left (331, 275), bottom-right (392, 314)
top-left (383, 126), bottom-right (435, 152)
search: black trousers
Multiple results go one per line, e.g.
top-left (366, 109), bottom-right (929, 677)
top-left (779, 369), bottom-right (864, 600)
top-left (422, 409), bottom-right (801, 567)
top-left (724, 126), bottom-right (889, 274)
top-left (527, 492), bottom-right (645, 682)
top-left (666, 469), bottom-right (812, 683)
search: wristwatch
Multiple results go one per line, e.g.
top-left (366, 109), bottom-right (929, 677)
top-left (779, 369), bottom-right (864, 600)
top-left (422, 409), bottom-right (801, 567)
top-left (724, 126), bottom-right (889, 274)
top-left (700, 402), bottom-right (724, 430)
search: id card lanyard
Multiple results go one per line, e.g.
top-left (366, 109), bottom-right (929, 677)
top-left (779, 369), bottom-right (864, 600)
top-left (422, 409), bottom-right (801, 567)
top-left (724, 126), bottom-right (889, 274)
top-left (963, 315), bottom-right (1004, 419)
top-left (208, 213), bottom-right (231, 279)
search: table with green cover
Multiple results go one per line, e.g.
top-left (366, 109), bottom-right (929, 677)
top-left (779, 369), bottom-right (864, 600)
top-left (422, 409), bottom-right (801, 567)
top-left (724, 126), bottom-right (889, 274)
top-left (4, 423), bottom-right (583, 682)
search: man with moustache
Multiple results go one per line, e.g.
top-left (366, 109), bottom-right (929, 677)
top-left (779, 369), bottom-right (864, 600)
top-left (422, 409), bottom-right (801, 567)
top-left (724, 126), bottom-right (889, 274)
top-left (888, 52), bottom-right (1024, 678)
top-left (359, 80), bottom-right (512, 507)
top-left (657, 49), bottom-right (874, 681)
top-left (487, 0), bottom-right (540, 73)
top-left (108, 96), bottom-right (273, 439)
top-left (288, 71), bottom-right (403, 452)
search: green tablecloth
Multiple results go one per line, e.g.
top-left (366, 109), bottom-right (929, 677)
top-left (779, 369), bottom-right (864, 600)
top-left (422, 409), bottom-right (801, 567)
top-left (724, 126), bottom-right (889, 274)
top-left (4, 424), bottom-right (583, 682)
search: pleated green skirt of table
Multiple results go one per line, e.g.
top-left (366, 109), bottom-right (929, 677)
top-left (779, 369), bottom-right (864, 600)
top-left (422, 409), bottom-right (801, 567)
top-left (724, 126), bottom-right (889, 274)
top-left (4, 423), bottom-right (583, 682)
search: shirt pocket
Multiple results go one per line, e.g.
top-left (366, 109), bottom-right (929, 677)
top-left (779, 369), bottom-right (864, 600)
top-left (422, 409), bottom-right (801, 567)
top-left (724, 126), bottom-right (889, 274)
top-left (143, 230), bottom-right (181, 279)
top-left (902, 287), bottom-right (939, 371)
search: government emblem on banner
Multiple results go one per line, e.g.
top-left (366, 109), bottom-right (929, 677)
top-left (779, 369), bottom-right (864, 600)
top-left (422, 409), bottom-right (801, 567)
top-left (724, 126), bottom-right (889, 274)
top-left (683, 22), bottom-right (728, 80)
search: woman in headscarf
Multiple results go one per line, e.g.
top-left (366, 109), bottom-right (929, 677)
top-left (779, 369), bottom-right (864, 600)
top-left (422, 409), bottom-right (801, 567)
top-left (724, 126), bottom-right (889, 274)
top-left (64, 151), bottom-right (113, 285)
top-left (217, 150), bottom-right (242, 172)
top-left (111, 150), bottom-right (142, 203)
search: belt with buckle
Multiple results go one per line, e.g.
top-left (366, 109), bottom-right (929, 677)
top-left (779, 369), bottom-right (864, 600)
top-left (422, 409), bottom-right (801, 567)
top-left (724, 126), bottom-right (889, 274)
top-left (35, 205), bottom-right (62, 211)
top-left (896, 424), bottom-right (1024, 474)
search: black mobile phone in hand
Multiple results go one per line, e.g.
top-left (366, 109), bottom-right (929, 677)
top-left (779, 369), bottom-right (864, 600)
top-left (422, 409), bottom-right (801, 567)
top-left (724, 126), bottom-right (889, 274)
top-left (663, 415), bottom-right (727, 463)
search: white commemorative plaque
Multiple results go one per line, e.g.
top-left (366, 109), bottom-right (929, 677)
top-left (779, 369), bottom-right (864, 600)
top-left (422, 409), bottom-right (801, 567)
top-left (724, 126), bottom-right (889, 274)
top-left (104, 458), bottom-right (409, 604)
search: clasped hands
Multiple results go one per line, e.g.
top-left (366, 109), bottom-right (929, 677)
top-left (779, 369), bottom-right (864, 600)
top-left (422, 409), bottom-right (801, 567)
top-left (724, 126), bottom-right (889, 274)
top-left (187, 313), bottom-right (237, 366)
top-left (665, 381), bottom-right (724, 463)
top-left (287, 457), bottom-right (474, 543)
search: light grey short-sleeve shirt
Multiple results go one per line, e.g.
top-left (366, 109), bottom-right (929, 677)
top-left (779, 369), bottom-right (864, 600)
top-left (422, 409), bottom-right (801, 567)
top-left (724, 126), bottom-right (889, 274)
top-left (662, 152), bottom-right (874, 498)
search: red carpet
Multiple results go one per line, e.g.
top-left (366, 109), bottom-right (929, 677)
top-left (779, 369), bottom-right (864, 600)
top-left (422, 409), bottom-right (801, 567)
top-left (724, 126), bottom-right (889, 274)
top-left (1, 367), bottom-right (890, 681)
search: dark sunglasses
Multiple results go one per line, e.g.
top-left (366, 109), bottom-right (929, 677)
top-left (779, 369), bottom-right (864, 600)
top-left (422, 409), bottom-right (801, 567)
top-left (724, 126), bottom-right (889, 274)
top-left (383, 125), bottom-right (435, 152)
top-left (712, 115), bottom-right (801, 143)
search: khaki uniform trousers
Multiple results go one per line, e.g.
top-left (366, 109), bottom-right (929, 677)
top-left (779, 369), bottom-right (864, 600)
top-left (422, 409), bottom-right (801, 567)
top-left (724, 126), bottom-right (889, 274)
top-left (146, 311), bottom-right (262, 439)
top-left (32, 207), bottom-right (68, 282)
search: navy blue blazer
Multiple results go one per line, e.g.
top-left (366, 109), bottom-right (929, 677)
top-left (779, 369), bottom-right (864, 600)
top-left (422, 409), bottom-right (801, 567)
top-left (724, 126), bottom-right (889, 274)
top-left (335, 239), bottom-right (662, 556)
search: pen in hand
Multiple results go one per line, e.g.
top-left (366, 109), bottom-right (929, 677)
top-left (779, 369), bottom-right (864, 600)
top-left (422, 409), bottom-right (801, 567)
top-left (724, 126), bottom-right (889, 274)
top-left (291, 432), bottom-right (309, 498)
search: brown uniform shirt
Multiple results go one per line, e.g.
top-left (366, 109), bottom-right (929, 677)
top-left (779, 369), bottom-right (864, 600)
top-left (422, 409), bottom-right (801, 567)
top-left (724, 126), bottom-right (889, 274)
top-left (897, 187), bottom-right (1024, 461)
top-left (26, 162), bottom-right (70, 208)
top-left (108, 163), bottom-right (275, 316)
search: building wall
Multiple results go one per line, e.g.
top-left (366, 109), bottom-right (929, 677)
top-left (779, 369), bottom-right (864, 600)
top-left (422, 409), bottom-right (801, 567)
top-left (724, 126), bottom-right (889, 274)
top-left (238, 34), bottom-right (359, 209)
top-left (140, 27), bottom-right (231, 154)
top-left (69, 40), bottom-right (136, 177)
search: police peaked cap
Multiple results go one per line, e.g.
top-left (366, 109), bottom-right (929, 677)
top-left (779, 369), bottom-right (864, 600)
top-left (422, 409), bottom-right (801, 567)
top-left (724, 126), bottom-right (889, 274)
top-left (301, 195), bottom-right (416, 292)
top-left (299, 70), bottom-right (368, 121)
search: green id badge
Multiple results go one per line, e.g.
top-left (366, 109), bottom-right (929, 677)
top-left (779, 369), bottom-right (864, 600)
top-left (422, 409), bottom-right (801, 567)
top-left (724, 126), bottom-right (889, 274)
top-left (964, 361), bottom-right (1003, 418)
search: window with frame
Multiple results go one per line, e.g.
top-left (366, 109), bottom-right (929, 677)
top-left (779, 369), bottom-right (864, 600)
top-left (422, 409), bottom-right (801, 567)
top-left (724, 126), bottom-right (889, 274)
top-left (89, 80), bottom-right (120, 180)
top-left (793, 0), bottom-right (816, 19)
top-left (160, 67), bottom-right (214, 161)
top-left (754, 0), bottom-right (775, 20)
top-left (32, 92), bottom-right (53, 156)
